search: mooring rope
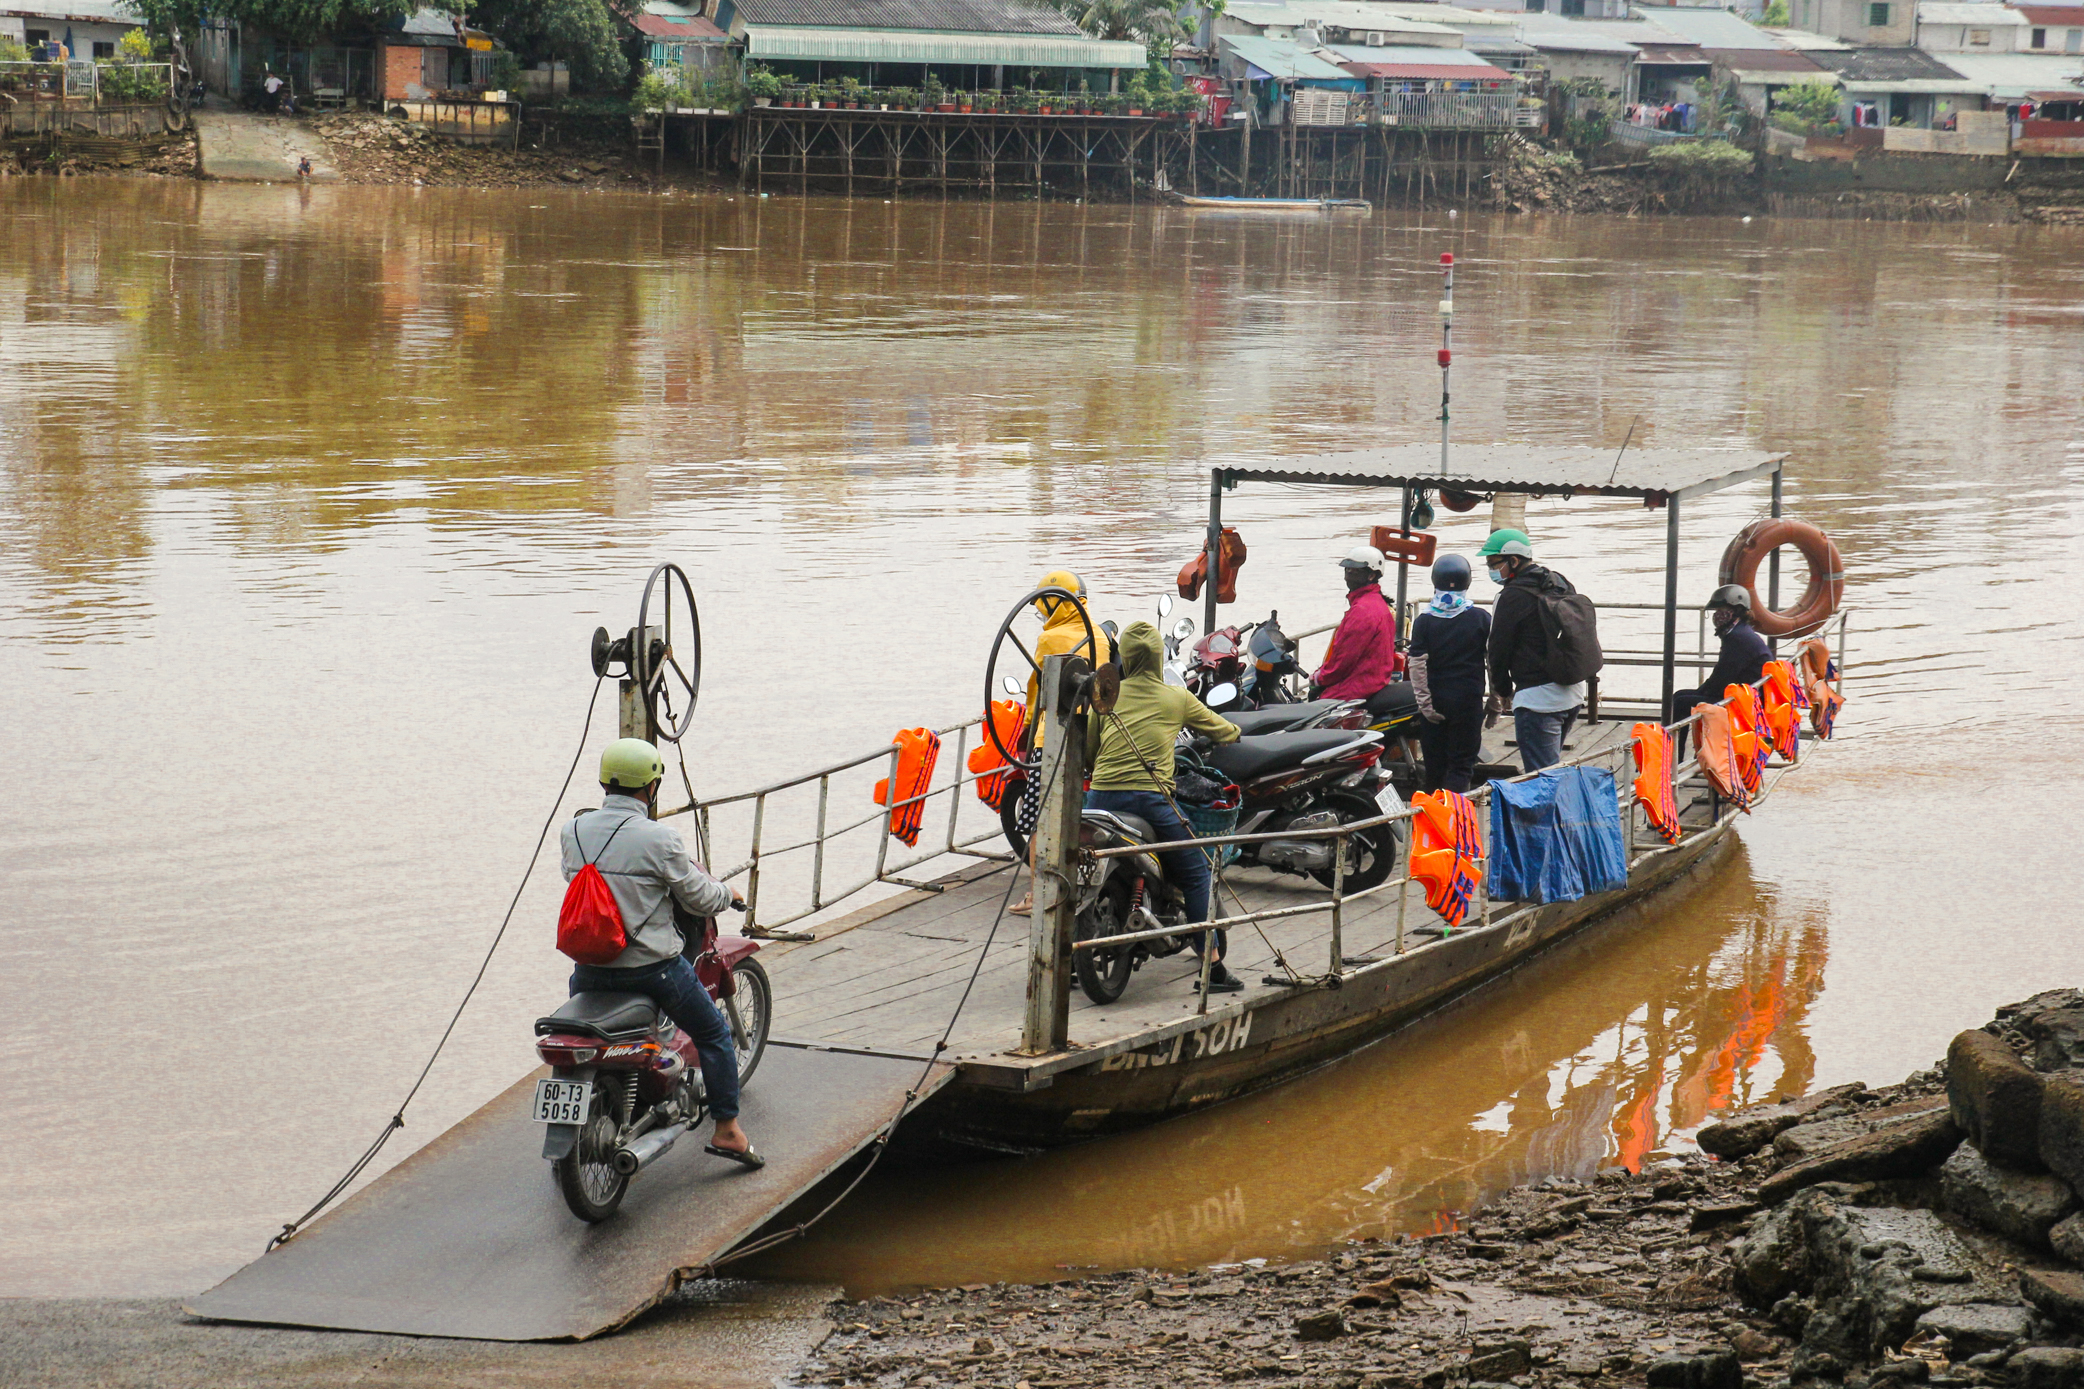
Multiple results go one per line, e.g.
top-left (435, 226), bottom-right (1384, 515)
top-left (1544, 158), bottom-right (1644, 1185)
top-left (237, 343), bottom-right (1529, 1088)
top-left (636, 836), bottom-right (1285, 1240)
top-left (265, 674), bottom-right (610, 1252)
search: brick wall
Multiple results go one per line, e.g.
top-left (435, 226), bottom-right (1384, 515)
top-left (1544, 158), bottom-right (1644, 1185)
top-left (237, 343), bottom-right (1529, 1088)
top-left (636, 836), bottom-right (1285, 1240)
top-left (380, 42), bottom-right (421, 100)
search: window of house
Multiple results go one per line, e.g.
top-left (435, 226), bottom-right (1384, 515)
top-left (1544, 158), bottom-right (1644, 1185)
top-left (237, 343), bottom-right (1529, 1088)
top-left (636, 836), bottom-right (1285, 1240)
top-left (25, 27), bottom-right (49, 42)
top-left (92, 40), bottom-right (115, 57)
top-left (1867, 2), bottom-right (1890, 26)
top-left (2068, 27), bottom-right (2082, 51)
top-left (2032, 26), bottom-right (2047, 46)
top-left (1969, 27), bottom-right (1990, 44)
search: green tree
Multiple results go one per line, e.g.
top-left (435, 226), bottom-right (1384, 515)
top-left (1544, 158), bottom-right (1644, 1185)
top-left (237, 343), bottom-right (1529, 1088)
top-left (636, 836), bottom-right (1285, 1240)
top-left (1761, 0), bottom-right (1789, 23)
top-left (127, 0), bottom-right (412, 44)
top-left (1770, 79), bottom-right (1840, 132)
top-left (1057, 0), bottom-right (1198, 61)
top-left (469, 0), bottom-right (628, 89)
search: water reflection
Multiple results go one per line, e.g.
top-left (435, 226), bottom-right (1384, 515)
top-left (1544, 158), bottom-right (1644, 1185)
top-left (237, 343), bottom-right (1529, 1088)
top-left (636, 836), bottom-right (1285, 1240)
top-left (750, 843), bottom-right (1827, 1293)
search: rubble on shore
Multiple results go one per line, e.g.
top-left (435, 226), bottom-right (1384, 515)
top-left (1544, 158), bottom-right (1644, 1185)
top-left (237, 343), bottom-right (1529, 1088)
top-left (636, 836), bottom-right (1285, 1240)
top-left (307, 111), bottom-right (701, 191)
top-left (806, 990), bottom-right (2084, 1389)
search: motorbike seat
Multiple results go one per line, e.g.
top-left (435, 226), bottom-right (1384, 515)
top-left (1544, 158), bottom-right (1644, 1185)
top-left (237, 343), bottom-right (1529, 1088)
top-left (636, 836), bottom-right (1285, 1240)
top-left (1086, 809), bottom-right (1157, 842)
top-left (1223, 700), bottom-right (1345, 737)
top-left (1366, 682), bottom-right (1419, 719)
top-left (535, 992), bottom-right (658, 1041)
top-left (1205, 729), bottom-right (1365, 782)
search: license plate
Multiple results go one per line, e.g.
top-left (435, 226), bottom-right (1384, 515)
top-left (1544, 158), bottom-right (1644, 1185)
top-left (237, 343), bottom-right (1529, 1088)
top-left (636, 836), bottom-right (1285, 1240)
top-left (1374, 784), bottom-right (1404, 816)
top-left (532, 1078), bottom-right (593, 1125)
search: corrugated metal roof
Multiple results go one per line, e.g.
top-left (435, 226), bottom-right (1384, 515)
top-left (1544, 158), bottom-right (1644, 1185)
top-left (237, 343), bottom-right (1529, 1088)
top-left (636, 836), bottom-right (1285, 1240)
top-left (1804, 44), bottom-right (1967, 80)
top-left (1369, 1), bottom-right (1520, 28)
top-left (634, 9), bottom-right (728, 38)
top-left (1223, 1), bottom-right (1307, 26)
top-left (1935, 50), bottom-right (2084, 93)
top-left (1215, 444), bottom-right (1789, 499)
top-left (1326, 42), bottom-right (1493, 64)
top-left (743, 23), bottom-right (1143, 63)
top-left (0, 0), bottom-right (141, 22)
top-left (1701, 45), bottom-right (1823, 70)
top-left (1514, 18), bottom-right (1644, 53)
top-left (2015, 6), bottom-right (2084, 24)
top-left (1464, 33), bottom-right (1537, 52)
top-left (1623, 6), bottom-right (1778, 47)
top-left (734, 0), bottom-right (1081, 35)
top-left (1221, 33), bottom-right (1356, 76)
top-left (1281, 0), bottom-right (1460, 33)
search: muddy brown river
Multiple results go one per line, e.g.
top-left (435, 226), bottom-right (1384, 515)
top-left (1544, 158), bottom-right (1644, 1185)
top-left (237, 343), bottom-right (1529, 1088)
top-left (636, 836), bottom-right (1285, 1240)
top-left (4, 179), bottom-right (2082, 1300)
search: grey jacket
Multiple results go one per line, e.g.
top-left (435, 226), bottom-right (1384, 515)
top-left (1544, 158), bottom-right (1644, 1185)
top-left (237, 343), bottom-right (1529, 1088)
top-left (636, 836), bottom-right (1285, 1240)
top-left (560, 794), bottom-right (734, 969)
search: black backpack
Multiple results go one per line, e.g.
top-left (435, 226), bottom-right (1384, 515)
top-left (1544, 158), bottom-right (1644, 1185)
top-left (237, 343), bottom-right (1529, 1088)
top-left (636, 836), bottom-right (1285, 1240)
top-left (1536, 578), bottom-right (1604, 686)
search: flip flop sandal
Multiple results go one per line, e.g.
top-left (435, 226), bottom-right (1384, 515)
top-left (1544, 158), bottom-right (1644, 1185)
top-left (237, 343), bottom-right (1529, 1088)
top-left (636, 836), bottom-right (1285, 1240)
top-left (705, 1143), bottom-right (766, 1170)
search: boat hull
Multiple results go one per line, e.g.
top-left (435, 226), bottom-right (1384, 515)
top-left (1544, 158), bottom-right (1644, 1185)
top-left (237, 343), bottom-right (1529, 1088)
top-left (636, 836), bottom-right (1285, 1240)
top-left (911, 820), bottom-right (1734, 1157)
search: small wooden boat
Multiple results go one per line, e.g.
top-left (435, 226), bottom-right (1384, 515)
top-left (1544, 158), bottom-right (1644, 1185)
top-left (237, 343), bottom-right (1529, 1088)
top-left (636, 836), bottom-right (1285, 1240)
top-left (1179, 195), bottom-right (1372, 212)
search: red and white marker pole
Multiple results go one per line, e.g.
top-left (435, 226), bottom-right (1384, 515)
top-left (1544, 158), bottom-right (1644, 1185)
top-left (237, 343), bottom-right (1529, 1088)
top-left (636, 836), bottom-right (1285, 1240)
top-left (1438, 251), bottom-right (1453, 475)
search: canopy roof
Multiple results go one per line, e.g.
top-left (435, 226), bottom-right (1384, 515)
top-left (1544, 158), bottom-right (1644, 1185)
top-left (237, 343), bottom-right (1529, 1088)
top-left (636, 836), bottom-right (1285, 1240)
top-left (1214, 443), bottom-right (1788, 500)
top-left (1222, 33), bottom-right (1354, 78)
top-left (742, 22), bottom-right (1144, 65)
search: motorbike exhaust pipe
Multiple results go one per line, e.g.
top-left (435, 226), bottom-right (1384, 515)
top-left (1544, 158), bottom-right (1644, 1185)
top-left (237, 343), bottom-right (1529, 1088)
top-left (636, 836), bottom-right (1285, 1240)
top-left (612, 1122), bottom-right (689, 1176)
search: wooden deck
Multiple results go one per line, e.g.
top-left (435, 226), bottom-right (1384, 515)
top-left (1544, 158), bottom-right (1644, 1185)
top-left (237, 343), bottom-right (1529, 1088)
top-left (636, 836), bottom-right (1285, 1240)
top-left (759, 715), bottom-right (1644, 1069)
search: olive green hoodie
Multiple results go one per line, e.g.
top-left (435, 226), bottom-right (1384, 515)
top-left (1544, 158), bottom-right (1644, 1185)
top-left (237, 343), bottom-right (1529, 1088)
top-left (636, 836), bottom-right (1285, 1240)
top-left (1086, 622), bottom-right (1240, 794)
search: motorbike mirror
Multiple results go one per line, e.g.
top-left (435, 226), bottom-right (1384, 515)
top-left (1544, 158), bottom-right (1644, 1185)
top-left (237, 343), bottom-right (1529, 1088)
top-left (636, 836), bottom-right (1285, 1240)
top-left (1206, 682), bottom-right (1239, 707)
top-left (1101, 619), bottom-right (1119, 640)
top-left (1172, 617), bottom-right (1195, 642)
top-left (1002, 674), bottom-right (1024, 697)
top-left (1157, 594), bottom-right (1174, 618)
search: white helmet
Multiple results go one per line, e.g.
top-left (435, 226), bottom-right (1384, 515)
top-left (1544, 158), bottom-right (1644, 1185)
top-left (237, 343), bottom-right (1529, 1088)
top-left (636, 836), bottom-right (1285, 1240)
top-left (1339, 545), bottom-right (1386, 572)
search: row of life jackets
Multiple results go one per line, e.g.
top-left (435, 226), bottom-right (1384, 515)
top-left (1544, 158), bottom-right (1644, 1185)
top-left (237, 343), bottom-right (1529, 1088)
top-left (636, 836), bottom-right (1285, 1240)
top-left (1408, 788), bottom-right (1484, 930)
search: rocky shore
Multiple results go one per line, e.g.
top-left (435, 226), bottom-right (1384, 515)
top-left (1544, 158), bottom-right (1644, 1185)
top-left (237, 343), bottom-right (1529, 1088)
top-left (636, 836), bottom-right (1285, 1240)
top-left (805, 989), bottom-right (2084, 1389)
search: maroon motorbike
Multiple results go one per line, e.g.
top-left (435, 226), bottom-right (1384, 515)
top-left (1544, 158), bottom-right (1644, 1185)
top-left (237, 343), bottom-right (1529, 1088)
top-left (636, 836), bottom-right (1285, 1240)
top-left (532, 911), bottom-right (771, 1222)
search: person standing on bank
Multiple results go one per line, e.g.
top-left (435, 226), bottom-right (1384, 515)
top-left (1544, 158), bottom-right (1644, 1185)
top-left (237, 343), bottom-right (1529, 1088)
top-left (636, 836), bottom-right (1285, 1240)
top-left (1482, 528), bottom-right (1601, 774)
top-left (1407, 553), bottom-right (1490, 793)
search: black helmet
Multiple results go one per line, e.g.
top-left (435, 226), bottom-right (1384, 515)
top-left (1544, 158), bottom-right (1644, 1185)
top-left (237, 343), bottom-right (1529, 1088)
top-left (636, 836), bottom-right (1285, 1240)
top-left (1431, 553), bottom-right (1472, 592)
top-left (1706, 584), bottom-right (1753, 614)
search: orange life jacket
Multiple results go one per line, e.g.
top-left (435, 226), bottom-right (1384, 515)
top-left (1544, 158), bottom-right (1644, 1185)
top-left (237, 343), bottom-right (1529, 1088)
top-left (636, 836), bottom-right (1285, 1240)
top-left (1692, 703), bottom-right (1752, 812)
top-left (1177, 528), bottom-right (1248, 604)
top-left (1722, 685), bottom-right (1768, 795)
top-left (873, 727), bottom-right (942, 848)
top-left (1408, 788), bottom-right (1484, 930)
top-left (1760, 660), bottom-right (1802, 763)
top-left (1796, 637), bottom-right (1844, 739)
top-left (966, 700), bottom-right (1026, 810)
top-left (1631, 721), bottom-right (1682, 846)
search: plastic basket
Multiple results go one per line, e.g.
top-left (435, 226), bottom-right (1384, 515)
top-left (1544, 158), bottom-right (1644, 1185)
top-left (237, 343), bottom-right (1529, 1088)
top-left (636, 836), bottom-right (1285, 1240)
top-left (1179, 799), bottom-right (1240, 869)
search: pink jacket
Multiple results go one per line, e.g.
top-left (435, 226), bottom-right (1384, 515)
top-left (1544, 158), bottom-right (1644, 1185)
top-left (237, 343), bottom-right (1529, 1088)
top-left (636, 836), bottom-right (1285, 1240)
top-left (1315, 583), bottom-right (1399, 698)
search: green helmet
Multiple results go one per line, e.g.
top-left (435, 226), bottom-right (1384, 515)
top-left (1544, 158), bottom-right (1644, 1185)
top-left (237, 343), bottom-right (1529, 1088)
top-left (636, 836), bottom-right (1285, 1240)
top-left (600, 738), bottom-right (665, 790)
top-left (1479, 528), bottom-right (1534, 560)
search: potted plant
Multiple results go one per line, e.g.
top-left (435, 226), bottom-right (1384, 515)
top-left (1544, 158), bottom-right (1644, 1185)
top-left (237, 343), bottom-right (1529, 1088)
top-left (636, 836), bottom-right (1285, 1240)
top-left (1125, 72), bottom-right (1151, 116)
top-left (839, 75), bottom-right (862, 108)
top-left (957, 89), bottom-right (973, 113)
top-left (886, 85), bottom-right (915, 110)
top-left (1038, 90), bottom-right (1055, 114)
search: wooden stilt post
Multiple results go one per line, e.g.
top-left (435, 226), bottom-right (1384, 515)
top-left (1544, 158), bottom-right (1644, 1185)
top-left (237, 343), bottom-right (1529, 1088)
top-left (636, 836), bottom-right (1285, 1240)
top-left (1021, 653), bottom-right (1085, 1056)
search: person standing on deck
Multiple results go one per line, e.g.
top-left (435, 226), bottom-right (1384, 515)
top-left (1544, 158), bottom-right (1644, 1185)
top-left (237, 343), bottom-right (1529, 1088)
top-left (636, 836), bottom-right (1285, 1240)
top-left (1085, 622), bottom-right (1246, 993)
top-left (1407, 553), bottom-right (1490, 793)
top-left (1671, 585), bottom-right (1771, 752)
top-left (1482, 529), bottom-right (1586, 774)
top-left (1010, 570), bottom-right (1116, 914)
top-left (1312, 546), bottom-right (1400, 700)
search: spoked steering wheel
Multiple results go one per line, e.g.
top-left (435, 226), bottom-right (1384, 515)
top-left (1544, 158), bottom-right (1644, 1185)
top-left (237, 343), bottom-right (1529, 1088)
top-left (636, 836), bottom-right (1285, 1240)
top-left (982, 586), bottom-right (1098, 773)
top-left (635, 562), bottom-right (702, 744)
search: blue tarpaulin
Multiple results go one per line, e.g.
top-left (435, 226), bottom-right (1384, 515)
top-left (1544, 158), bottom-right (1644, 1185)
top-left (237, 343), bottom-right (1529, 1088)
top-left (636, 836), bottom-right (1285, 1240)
top-left (1488, 766), bottom-right (1628, 905)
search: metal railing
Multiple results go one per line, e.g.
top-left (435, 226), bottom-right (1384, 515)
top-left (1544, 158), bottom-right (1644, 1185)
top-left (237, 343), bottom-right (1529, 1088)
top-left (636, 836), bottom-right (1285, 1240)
top-left (1069, 608), bottom-right (1850, 1020)
top-left (1377, 89), bottom-right (1534, 131)
top-left (0, 61), bottom-right (172, 104)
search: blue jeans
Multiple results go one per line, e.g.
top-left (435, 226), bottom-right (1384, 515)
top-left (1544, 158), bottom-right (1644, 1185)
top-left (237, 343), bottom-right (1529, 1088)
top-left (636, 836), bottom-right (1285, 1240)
top-left (1084, 790), bottom-right (1224, 959)
top-left (570, 955), bottom-right (740, 1121)
top-left (1514, 705), bottom-right (1579, 774)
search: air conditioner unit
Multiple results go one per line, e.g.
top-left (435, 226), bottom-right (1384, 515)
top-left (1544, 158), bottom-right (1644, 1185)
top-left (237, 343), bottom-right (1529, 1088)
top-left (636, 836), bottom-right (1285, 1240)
top-left (1366, 29), bottom-right (1387, 44)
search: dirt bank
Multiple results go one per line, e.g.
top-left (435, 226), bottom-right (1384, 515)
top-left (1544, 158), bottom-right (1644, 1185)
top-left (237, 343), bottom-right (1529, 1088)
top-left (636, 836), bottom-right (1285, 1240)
top-left (307, 111), bottom-right (712, 191)
top-left (806, 993), bottom-right (2084, 1389)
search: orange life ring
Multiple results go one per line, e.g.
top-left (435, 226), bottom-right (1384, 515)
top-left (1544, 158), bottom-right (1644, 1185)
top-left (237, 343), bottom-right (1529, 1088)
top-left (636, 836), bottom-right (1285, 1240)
top-left (1718, 519), bottom-right (1843, 639)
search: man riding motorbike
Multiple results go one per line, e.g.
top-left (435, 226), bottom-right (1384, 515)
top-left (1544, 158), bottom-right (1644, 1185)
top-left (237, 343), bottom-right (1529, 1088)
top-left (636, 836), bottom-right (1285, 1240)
top-left (1084, 622), bottom-right (1246, 993)
top-left (560, 738), bottom-right (761, 1167)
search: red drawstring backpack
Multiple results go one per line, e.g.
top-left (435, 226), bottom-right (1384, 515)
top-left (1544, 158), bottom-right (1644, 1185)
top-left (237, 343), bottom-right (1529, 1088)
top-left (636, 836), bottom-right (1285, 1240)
top-left (557, 817), bottom-right (634, 965)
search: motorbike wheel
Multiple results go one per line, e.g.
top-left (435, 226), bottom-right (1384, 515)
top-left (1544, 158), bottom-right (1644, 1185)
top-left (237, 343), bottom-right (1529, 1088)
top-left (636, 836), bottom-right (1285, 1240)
top-left (554, 1075), bottom-right (630, 1223)
top-left (1310, 791), bottom-right (1400, 893)
top-left (725, 957), bottom-right (772, 1085)
top-left (1073, 876), bottom-right (1138, 1005)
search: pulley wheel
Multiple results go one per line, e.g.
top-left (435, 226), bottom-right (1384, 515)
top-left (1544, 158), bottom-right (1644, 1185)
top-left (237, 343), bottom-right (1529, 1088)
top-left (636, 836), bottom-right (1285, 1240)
top-left (982, 586), bottom-right (1096, 772)
top-left (635, 562), bottom-right (702, 744)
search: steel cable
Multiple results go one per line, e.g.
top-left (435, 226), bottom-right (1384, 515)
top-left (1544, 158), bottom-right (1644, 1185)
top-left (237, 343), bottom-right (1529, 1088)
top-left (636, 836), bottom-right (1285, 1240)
top-left (266, 674), bottom-right (610, 1252)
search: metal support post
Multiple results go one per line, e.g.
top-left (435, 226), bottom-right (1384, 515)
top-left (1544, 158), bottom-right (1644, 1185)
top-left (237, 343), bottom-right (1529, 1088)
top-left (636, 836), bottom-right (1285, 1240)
top-left (1661, 495), bottom-right (1682, 723)
top-left (1329, 831), bottom-right (1346, 975)
top-left (1204, 469), bottom-right (1224, 639)
top-left (1022, 654), bottom-right (1084, 1055)
top-left (811, 773), bottom-right (830, 909)
top-left (1394, 483), bottom-right (1412, 635)
top-left (1768, 466), bottom-right (1784, 654)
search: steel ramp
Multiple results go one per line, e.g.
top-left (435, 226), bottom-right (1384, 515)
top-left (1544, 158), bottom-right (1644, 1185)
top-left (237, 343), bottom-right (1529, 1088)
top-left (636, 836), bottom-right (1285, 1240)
top-left (186, 1044), bottom-right (950, 1341)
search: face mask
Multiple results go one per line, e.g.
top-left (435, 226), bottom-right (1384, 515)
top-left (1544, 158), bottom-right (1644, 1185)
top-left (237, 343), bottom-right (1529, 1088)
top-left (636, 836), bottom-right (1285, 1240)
top-left (1486, 564), bottom-right (1508, 585)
